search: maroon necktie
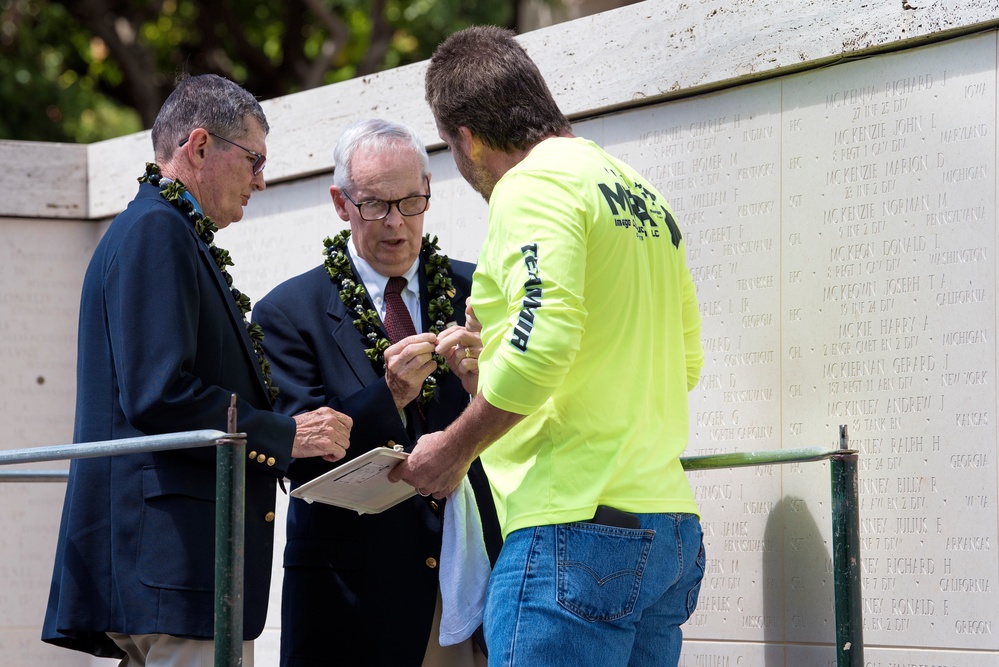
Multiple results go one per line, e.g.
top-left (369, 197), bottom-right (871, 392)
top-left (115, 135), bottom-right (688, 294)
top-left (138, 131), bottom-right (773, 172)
top-left (383, 276), bottom-right (417, 343)
top-left (383, 276), bottom-right (427, 426)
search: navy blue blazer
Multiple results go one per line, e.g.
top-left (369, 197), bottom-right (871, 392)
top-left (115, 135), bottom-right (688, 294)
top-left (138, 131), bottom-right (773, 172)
top-left (42, 183), bottom-right (297, 658)
top-left (253, 256), bottom-right (502, 666)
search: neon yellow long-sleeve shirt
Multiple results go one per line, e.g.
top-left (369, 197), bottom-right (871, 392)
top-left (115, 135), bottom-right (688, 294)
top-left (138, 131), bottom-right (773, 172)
top-left (472, 137), bottom-right (705, 538)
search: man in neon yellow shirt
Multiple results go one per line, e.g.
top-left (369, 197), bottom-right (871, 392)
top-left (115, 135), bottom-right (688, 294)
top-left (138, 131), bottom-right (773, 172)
top-left (391, 25), bottom-right (705, 666)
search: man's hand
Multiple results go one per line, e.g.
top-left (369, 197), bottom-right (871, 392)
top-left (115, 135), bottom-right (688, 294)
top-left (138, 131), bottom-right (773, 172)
top-left (388, 394), bottom-right (525, 499)
top-left (384, 332), bottom-right (439, 409)
top-left (437, 323), bottom-right (480, 396)
top-left (388, 430), bottom-right (473, 499)
top-left (292, 407), bottom-right (352, 462)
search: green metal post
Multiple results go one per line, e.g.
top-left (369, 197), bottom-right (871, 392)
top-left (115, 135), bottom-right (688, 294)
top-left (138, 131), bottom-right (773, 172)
top-left (831, 424), bottom-right (864, 666)
top-left (215, 395), bottom-right (245, 666)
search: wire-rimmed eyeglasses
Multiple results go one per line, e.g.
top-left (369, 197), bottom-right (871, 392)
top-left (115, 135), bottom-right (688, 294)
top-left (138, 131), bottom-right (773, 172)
top-left (341, 177), bottom-right (431, 221)
top-left (179, 132), bottom-right (266, 175)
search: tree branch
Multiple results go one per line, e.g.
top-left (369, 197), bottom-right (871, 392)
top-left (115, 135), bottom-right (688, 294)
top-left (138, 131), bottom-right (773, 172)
top-left (358, 0), bottom-right (390, 76)
top-left (298, 0), bottom-right (351, 89)
top-left (70, 0), bottom-right (165, 126)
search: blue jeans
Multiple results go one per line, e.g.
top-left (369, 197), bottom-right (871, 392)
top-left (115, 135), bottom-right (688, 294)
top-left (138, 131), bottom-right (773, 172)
top-left (484, 512), bottom-right (704, 667)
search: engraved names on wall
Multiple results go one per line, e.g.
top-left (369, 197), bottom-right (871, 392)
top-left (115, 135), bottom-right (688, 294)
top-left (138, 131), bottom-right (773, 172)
top-left (781, 33), bottom-right (997, 648)
top-left (596, 31), bottom-right (998, 652)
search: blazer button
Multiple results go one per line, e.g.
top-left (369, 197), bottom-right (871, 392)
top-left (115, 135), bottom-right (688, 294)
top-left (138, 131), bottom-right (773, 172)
top-left (430, 500), bottom-right (440, 512)
top-left (266, 457), bottom-right (276, 467)
top-left (248, 451), bottom-right (258, 460)
top-left (256, 454), bottom-right (266, 464)
top-left (265, 511), bottom-right (275, 523)
top-left (425, 557), bottom-right (438, 569)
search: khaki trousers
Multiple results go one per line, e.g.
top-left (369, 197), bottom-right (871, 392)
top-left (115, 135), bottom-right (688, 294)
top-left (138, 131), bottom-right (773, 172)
top-left (107, 632), bottom-right (254, 667)
top-left (422, 591), bottom-right (488, 667)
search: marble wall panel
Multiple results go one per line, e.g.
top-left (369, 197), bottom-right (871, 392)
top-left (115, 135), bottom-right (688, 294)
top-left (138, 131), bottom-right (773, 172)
top-left (574, 30), bottom-right (998, 657)
top-left (0, 218), bottom-right (99, 663)
top-left (780, 32), bottom-right (998, 651)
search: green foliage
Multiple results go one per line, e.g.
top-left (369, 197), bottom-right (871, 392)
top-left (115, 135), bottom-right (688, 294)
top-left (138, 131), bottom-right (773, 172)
top-left (0, 0), bottom-right (519, 143)
top-left (0, 0), bottom-right (141, 142)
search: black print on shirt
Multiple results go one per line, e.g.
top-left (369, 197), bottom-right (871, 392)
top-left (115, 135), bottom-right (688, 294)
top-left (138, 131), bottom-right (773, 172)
top-left (511, 243), bottom-right (542, 353)
top-left (598, 176), bottom-right (682, 248)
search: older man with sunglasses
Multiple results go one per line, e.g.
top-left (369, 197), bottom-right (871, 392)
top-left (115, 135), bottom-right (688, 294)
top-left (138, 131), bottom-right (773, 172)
top-left (42, 73), bottom-right (352, 667)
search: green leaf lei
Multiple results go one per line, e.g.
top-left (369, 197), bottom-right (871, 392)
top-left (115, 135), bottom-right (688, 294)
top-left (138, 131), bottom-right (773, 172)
top-left (139, 162), bottom-right (279, 402)
top-left (322, 229), bottom-right (455, 404)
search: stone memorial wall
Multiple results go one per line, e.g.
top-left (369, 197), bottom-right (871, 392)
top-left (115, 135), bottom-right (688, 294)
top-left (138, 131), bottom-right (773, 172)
top-left (582, 32), bottom-right (998, 666)
top-left (1, 2), bottom-right (996, 664)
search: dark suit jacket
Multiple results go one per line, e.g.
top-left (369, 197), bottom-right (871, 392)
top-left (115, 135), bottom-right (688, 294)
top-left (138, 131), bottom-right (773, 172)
top-left (252, 255), bottom-right (502, 667)
top-left (42, 183), bottom-right (297, 658)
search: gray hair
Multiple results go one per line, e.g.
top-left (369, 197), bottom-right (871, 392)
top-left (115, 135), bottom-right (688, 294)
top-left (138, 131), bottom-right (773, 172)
top-left (332, 119), bottom-right (430, 190)
top-left (151, 73), bottom-right (269, 162)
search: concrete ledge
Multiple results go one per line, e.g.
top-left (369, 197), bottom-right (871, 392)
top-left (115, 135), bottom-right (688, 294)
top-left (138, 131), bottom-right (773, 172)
top-left (0, 141), bottom-right (87, 219)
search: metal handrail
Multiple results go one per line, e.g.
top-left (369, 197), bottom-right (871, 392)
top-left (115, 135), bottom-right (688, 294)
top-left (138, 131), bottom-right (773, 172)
top-left (0, 400), bottom-right (247, 667)
top-left (0, 470), bottom-right (71, 482)
top-left (0, 429), bottom-right (237, 464)
top-left (679, 425), bottom-right (863, 667)
top-left (4, 423), bottom-right (861, 666)
top-left (681, 445), bottom-right (858, 470)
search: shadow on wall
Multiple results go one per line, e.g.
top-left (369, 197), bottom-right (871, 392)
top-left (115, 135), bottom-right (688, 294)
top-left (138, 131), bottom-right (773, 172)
top-left (763, 495), bottom-right (838, 666)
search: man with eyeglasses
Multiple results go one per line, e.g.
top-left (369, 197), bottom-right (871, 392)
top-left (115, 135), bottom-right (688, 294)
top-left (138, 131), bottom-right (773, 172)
top-left (42, 73), bottom-right (352, 667)
top-left (252, 118), bottom-right (502, 666)
top-left (180, 131), bottom-right (268, 175)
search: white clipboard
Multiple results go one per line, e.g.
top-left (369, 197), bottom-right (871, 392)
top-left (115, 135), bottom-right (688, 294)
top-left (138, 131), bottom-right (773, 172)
top-left (289, 446), bottom-right (416, 515)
